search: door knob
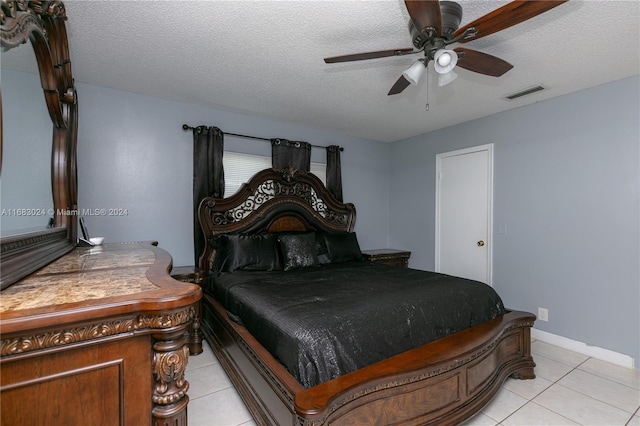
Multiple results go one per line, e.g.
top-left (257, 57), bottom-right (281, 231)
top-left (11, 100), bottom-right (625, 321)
top-left (477, 240), bottom-right (485, 247)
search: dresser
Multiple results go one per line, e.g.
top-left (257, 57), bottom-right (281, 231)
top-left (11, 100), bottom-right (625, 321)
top-left (0, 242), bottom-right (202, 426)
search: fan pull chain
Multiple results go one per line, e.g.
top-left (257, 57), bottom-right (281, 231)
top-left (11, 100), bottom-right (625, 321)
top-left (425, 66), bottom-right (430, 111)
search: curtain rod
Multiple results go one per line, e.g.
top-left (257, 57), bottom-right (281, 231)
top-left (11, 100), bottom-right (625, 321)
top-left (182, 124), bottom-right (343, 151)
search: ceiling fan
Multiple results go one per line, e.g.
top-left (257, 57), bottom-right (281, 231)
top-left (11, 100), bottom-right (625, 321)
top-left (324, 0), bottom-right (568, 95)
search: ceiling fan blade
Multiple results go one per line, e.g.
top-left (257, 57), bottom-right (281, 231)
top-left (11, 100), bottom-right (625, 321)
top-left (454, 48), bottom-right (513, 77)
top-left (405, 0), bottom-right (442, 36)
top-left (387, 75), bottom-right (411, 96)
top-left (324, 48), bottom-right (415, 63)
top-left (454, 0), bottom-right (568, 43)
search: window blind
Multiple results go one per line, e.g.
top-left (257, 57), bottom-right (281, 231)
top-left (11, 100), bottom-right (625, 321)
top-left (223, 151), bottom-right (326, 196)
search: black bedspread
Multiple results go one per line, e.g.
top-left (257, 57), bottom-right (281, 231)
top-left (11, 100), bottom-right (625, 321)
top-left (205, 262), bottom-right (506, 388)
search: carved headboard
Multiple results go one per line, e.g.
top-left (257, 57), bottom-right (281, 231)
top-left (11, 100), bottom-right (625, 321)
top-left (198, 167), bottom-right (356, 271)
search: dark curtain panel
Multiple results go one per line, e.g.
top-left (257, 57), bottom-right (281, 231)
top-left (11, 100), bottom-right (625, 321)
top-left (326, 145), bottom-right (343, 202)
top-left (193, 126), bottom-right (224, 267)
top-left (271, 138), bottom-right (311, 171)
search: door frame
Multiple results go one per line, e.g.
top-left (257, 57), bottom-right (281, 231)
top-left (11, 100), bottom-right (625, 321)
top-left (435, 144), bottom-right (494, 285)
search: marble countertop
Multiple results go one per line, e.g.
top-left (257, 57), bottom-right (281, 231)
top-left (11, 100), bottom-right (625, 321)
top-left (0, 242), bottom-right (160, 313)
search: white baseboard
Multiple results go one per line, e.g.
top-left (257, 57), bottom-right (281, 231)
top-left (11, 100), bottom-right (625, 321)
top-left (531, 328), bottom-right (635, 370)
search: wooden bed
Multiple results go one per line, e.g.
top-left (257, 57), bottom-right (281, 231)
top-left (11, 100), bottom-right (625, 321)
top-left (197, 167), bottom-right (535, 426)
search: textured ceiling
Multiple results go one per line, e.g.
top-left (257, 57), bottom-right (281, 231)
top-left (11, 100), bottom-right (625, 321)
top-left (3, 0), bottom-right (639, 142)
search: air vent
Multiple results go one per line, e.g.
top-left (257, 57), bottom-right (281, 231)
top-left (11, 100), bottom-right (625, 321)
top-left (503, 85), bottom-right (546, 100)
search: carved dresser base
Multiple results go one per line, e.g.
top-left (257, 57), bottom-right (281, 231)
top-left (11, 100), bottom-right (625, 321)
top-left (0, 243), bottom-right (202, 425)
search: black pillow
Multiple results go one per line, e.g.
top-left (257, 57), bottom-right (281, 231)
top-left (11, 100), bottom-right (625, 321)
top-left (324, 232), bottom-right (362, 263)
top-left (278, 233), bottom-right (319, 271)
top-left (215, 234), bottom-right (282, 272)
top-left (315, 232), bottom-right (331, 264)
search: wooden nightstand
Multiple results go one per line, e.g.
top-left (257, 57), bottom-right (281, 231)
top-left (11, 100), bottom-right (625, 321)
top-left (361, 249), bottom-right (411, 268)
top-left (171, 266), bottom-right (203, 284)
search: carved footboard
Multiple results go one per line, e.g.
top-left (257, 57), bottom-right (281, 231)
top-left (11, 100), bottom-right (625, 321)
top-left (295, 311), bottom-right (535, 425)
top-left (200, 293), bottom-right (535, 426)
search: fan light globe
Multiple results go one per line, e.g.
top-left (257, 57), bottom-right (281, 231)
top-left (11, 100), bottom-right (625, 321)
top-left (438, 70), bottom-right (458, 86)
top-left (402, 60), bottom-right (426, 85)
top-left (434, 49), bottom-right (458, 74)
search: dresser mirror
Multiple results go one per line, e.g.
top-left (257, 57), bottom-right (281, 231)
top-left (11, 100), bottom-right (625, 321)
top-left (2, 44), bottom-right (53, 234)
top-left (0, 0), bottom-right (78, 290)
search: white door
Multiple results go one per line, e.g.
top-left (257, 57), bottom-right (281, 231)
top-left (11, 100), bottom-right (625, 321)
top-left (435, 144), bottom-right (493, 284)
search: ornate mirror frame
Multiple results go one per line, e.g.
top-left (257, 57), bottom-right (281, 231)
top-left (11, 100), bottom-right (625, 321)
top-left (1, 0), bottom-right (78, 289)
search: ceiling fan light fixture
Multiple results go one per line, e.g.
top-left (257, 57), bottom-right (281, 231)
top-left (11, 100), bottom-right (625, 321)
top-left (434, 49), bottom-right (458, 74)
top-left (402, 60), bottom-right (426, 85)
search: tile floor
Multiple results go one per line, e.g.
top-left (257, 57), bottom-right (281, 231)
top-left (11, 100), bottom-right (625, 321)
top-left (185, 339), bottom-right (640, 426)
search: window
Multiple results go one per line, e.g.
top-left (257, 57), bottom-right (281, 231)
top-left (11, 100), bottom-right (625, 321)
top-left (223, 151), bottom-right (326, 196)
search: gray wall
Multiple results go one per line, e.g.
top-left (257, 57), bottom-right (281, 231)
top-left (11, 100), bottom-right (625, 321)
top-left (389, 75), bottom-right (640, 366)
top-left (74, 82), bottom-right (390, 267)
